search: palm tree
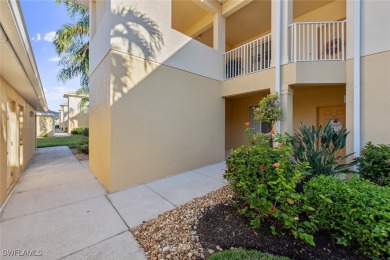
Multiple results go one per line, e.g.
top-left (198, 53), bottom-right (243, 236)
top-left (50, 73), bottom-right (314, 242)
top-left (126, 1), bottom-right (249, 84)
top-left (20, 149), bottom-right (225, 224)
top-left (54, 0), bottom-right (89, 91)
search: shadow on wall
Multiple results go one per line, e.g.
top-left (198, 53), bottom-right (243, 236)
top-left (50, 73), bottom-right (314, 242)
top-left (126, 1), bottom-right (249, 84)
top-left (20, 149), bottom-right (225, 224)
top-left (111, 6), bottom-right (164, 103)
top-left (39, 117), bottom-right (53, 137)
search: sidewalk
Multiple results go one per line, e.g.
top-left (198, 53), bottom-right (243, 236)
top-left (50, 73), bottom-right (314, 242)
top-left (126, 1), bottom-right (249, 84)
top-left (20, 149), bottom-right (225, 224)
top-left (0, 146), bottom-right (226, 259)
top-left (54, 128), bottom-right (71, 137)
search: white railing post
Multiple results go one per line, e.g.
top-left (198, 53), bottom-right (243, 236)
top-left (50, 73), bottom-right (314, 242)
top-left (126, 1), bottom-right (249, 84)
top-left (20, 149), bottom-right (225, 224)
top-left (222, 33), bottom-right (272, 80)
top-left (285, 21), bottom-right (346, 63)
top-left (342, 21), bottom-right (345, 60)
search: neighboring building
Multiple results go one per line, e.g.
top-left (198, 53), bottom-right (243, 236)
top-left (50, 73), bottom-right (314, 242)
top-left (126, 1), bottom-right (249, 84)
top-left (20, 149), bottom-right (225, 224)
top-left (59, 103), bottom-right (69, 131)
top-left (58, 108), bottom-right (64, 129)
top-left (0, 0), bottom-right (48, 206)
top-left (76, 0), bottom-right (389, 193)
top-left (63, 92), bottom-right (89, 133)
top-left (36, 110), bottom-right (58, 137)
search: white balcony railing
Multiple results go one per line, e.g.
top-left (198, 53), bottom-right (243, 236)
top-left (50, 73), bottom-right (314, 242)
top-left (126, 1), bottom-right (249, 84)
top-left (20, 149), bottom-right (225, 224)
top-left (289, 21), bottom-right (346, 62)
top-left (224, 34), bottom-right (271, 80)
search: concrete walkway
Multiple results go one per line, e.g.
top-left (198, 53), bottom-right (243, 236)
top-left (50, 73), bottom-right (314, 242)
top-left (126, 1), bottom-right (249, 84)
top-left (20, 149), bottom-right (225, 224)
top-left (0, 146), bottom-right (227, 259)
top-left (54, 128), bottom-right (71, 137)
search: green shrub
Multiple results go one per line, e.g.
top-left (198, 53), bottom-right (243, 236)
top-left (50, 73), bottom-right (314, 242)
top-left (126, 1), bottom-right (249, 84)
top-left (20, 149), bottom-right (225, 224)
top-left (254, 93), bottom-right (283, 128)
top-left (289, 122), bottom-right (356, 180)
top-left (358, 142), bottom-right (390, 186)
top-left (40, 132), bottom-right (48, 138)
top-left (71, 127), bottom-right (85, 135)
top-left (209, 249), bottom-right (289, 260)
top-left (225, 134), bottom-right (314, 245)
top-left (76, 138), bottom-right (89, 154)
top-left (83, 127), bottom-right (89, 137)
top-left (305, 175), bottom-right (390, 258)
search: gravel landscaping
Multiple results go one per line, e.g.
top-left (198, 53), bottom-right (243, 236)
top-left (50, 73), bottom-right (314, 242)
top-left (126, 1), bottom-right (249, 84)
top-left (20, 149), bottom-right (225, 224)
top-left (131, 185), bottom-right (368, 260)
top-left (71, 148), bottom-right (89, 161)
top-left (131, 186), bottom-right (233, 259)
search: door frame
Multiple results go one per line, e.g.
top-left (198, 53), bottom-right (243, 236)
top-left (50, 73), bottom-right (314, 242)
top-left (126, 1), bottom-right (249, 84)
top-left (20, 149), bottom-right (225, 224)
top-left (316, 104), bottom-right (346, 129)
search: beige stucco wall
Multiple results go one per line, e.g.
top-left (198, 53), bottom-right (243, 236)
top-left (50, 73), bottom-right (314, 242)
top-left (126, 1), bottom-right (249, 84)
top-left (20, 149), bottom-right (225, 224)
top-left (293, 84), bottom-right (346, 131)
top-left (58, 110), bottom-right (64, 129)
top-left (89, 0), bottom-right (226, 192)
top-left (36, 115), bottom-right (54, 137)
top-left (222, 68), bottom-right (275, 97)
top-left (225, 90), bottom-right (270, 150)
top-left (109, 0), bottom-right (223, 80)
top-left (281, 61), bottom-right (346, 86)
top-left (346, 50), bottom-right (390, 155)
top-left (293, 0), bottom-right (346, 23)
top-left (67, 96), bottom-right (89, 133)
top-left (89, 0), bottom-right (223, 81)
top-left (89, 50), bottom-right (225, 192)
top-left (61, 105), bottom-right (69, 131)
top-left (0, 77), bottom-right (37, 206)
top-left (347, 0), bottom-right (390, 60)
top-left (108, 50), bottom-right (225, 191)
top-left (89, 52), bottom-right (112, 191)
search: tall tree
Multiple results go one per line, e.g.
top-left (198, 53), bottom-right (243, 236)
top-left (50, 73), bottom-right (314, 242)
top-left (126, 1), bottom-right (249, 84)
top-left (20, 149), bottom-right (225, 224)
top-left (54, 0), bottom-right (89, 91)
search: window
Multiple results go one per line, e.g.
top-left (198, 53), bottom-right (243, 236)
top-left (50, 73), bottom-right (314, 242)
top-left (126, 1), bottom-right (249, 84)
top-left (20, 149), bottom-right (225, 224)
top-left (249, 106), bottom-right (271, 134)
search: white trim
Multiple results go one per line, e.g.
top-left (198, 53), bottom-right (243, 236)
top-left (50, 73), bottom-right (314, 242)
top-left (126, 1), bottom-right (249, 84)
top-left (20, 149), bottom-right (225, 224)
top-left (6, 0), bottom-right (48, 111)
top-left (275, 0), bottom-right (282, 133)
top-left (353, 0), bottom-right (361, 157)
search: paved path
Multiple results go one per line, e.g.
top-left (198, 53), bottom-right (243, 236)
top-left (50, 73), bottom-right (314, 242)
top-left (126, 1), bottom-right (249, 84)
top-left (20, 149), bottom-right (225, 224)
top-left (54, 128), bottom-right (71, 137)
top-left (0, 146), bottom-right (226, 259)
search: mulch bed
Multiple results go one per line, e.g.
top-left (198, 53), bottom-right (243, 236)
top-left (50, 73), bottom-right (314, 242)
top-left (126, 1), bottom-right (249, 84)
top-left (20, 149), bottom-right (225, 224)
top-left (131, 185), bottom-right (367, 260)
top-left (197, 202), bottom-right (368, 260)
top-left (71, 148), bottom-right (89, 161)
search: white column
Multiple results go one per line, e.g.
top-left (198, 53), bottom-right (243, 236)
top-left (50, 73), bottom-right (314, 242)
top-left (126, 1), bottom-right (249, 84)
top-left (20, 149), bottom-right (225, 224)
top-left (271, 0), bottom-right (293, 133)
top-left (271, 0), bottom-right (293, 67)
top-left (280, 87), bottom-right (294, 134)
top-left (353, 0), bottom-right (361, 157)
top-left (281, 0), bottom-right (293, 65)
top-left (213, 12), bottom-right (225, 52)
top-left (89, 0), bottom-right (96, 40)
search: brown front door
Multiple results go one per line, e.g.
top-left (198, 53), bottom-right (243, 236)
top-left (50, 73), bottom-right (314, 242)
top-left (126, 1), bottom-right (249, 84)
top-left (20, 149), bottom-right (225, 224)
top-left (318, 105), bottom-right (346, 157)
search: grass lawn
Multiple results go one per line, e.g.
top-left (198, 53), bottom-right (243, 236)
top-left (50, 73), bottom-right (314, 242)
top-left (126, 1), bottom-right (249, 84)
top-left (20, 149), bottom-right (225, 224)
top-left (37, 135), bottom-right (87, 149)
top-left (209, 249), bottom-right (288, 260)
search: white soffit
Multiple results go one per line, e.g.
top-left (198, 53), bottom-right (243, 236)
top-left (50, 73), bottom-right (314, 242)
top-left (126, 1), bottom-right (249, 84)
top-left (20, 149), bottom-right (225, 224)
top-left (0, 0), bottom-right (48, 111)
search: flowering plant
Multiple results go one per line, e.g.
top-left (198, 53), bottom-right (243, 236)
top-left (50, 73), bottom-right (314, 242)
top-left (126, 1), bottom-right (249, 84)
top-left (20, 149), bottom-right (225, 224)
top-left (225, 134), bottom-right (313, 245)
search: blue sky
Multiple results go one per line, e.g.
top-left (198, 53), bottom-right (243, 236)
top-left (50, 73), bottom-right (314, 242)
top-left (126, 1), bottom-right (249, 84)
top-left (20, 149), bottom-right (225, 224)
top-left (21, 0), bottom-right (82, 111)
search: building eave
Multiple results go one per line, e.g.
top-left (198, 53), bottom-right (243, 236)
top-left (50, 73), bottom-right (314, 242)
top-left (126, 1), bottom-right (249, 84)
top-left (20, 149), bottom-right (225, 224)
top-left (0, 0), bottom-right (48, 111)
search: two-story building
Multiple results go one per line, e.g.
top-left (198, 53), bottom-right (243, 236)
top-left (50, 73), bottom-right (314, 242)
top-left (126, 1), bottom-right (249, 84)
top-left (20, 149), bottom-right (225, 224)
top-left (75, 0), bottom-right (390, 193)
top-left (0, 0), bottom-right (48, 206)
top-left (63, 91), bottom-right (89, 133)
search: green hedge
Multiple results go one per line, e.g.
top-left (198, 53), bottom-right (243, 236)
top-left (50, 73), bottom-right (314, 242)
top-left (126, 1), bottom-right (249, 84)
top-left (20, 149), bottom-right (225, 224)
top-left (71, 127), bottom-right (84, 135)
top-left (76, 138), bottom-right (89, 154)
top-left (358, 142), bottom-right (390, 186)
top-left (71, 127), bottom-right (89, 136)
top-left (305, 176), bottom-right (390, 258)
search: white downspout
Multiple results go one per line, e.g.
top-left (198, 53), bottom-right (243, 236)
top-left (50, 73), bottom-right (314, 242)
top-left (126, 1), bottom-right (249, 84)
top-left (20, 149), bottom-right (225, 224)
top-left (354, 0), bottom-right (361, 156)
top-left (275, 0), bottom-right (282, 133)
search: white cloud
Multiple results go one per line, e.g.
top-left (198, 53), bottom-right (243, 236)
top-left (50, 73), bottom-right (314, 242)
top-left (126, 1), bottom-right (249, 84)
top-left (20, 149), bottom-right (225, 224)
top-left (43, 31), bottom-right (56, 42)
top-left (49, 56), bottom-right (61, 62)
top-left (45, 86), bottom-right (77, 100)
top-left (31, 33), bottom-right (41, 41)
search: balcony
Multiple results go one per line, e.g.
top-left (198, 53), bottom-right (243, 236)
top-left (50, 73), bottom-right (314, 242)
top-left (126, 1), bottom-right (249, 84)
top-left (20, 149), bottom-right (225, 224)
top-left (224, 34), bottom-right (272, 80)
top-left (289, 21), bottom-right (346, 62)
top-left (223, 21), bottom-right (346, 80)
